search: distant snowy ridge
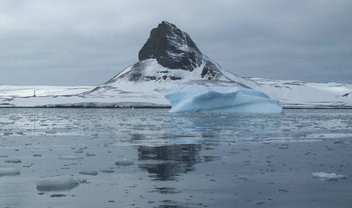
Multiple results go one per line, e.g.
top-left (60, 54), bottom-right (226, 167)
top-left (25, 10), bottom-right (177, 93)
top-left (0, 21), bottom-right (351, 108)
top-left (0, 85), bottom-right (94, 98)
top-left (250, 78), bottom-right (352, 108)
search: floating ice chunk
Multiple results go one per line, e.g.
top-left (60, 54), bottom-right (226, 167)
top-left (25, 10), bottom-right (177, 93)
top-left (312, 172), bottom-right (348, 181)
top-left (0, 168), bottom-right (20, 176)
top-left (36, 176), bottom-right (81, 191)
top-left (114, 159), bottom-right (134, 166)
top-left (50, 194), bottom-right (67, 197)
top-left (85, 153), bottom-right (96, 157)
top-left (58, 155), bottom-right (84, 160)
top-left (74, 149), bottom-right (83, 154)
top-left (165, 85), bottom-right (282, 113)
top-left (100, 169), bottom-right (115, 173)
top-left (5, 159), bottom-right (21, 163)
top-left (79, 170), bottom-right (98, 176)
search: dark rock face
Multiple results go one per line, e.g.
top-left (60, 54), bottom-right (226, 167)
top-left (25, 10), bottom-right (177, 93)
top-left (201, 60), bottom-right (224, 80)
top-left (138, 21), bottom-right (203, 71)
top-left (98, 21), bottom-right (230, 85)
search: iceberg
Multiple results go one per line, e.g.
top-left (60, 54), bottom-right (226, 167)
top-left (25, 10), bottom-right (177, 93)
top-left (165, 85), bottom-right (282, 113)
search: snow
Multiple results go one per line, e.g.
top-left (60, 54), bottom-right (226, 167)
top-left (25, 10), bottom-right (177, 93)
top-left (251, 78), bottom-right (352, 108)
top-left (165, 85), bottom-right (282, 113)
top-left (0, 85), bottom-right (94, 98)
top-left (0, 59), bottom-right (351, 108)
top-left (0, 168), bottom-right (20, 176)
top-left (36, 176), bottom-right (82, 191)
top-left (312, 172), bottom-right (348, 180)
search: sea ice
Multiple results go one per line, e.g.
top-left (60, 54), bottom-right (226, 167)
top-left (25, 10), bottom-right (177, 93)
top-left (0, 168), bottom-right (20, 176)
top-left (312, 172), bottom-right (348, 181)
top-left (36, 176), bottom-right (81, 191)
top-left (5, 159), bottom-right (22, 163)
top-left (79, 170), bottom-right (98, 176)
top-left (114, 159), bottom-right (134, 166)
top-left (100, 169), bottom-right (115, 173)
top-left (58, 155), bottom-right (84, 160)
top-left (165, 85), bottom-right (282, 113)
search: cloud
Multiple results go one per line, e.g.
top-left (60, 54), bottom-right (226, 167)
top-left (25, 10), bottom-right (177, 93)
top-left (0, 0), bottom-right (351, 85)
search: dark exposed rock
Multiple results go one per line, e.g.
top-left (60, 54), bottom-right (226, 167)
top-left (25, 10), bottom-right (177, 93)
top-left (201, 60), bottom-right (224, 80)
top-left (90, 21), bottom-right (230, 89)
top-left (138, 21), bottom-right (203, 71)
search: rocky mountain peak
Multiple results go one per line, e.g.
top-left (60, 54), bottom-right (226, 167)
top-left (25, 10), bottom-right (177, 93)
top-left (138, 21), bottom-right (203, 71)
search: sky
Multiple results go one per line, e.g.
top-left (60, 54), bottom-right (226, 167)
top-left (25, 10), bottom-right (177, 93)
top-left (0, 0), bottom-right (351, 85)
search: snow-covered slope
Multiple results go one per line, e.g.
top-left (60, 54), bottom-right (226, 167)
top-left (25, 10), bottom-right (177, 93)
top-left (0, 21), bottom-right (351, 108)
top-left (250, 78), bottom-right (352, 108)
top-left (0, 85), bottom-right (94, 98)
top-left (79, 21), bottom-right (257, 105)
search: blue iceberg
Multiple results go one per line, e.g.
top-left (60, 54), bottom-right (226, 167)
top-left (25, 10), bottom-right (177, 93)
top-left (165, 85), bottom-right (282, 113)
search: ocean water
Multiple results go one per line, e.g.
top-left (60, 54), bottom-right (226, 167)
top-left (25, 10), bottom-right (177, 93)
top-left (0, 108), bottom-right (351, 208)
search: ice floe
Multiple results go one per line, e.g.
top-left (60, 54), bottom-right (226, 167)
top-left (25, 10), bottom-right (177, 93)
top-left (36, 176), bottom-right (82, 191)
top-left (312, 172), bottom-right (348, 181)
top-left (79, 170), bottom-right (98, 176)
top-left (0, 168), bottom-right (20, 176)
top-left (5, 159), bottom-right (22, 163)
top-left (114, 159), bottom-right (134, 166)
top-left (58, 155), bottom-right (84, 160)
top-left (100, 169), bottom-right (115, 173)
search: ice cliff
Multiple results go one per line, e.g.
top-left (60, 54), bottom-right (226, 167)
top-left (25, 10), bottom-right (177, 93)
top-left (165, 85), bottom-right (282, 113)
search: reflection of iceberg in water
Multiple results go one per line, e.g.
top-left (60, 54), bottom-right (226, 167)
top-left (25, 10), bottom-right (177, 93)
top-left (138, 144), bottom-right (201, 181)
top-left (167, 112), bottom-right (280, 143)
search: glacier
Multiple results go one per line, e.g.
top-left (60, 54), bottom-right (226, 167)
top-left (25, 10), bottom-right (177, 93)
top-left (165, 85), bottom-right (282, 113)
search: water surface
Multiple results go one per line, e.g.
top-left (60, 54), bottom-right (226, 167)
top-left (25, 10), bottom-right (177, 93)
top-left (0, 109), bottom-right (351, 208)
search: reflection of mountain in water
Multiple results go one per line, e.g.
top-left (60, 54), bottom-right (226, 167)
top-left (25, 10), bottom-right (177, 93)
top-left (138, 144), bottom-right (201, 181)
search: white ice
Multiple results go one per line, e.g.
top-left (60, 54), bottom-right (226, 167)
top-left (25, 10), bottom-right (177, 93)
top-left (165, 85), bottom-right (282, 113)
top-left (36, 176), bottom-right (81, 191)
top-left (79, 170), bottom-right (98, 176)
top-left (312, 172), bottom-right (348, 180)
top-left (114, 159), bottom-right (134, 166)
top-left (58, 155), bottom-right (84, 160)
top-left (0, 168), bottom-right (20, 176)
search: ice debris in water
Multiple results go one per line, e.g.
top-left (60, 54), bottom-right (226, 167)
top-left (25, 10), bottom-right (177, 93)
top-left (0, 168), bottom-right (20, 176)
top-left (36, 176), bottom-right (82, 191)
top-left (5, 159), bottom-right (22, 163)
top-left (100, 169), bottom-right (115, 173)
top-left (312, 172), bottom-right (348, 181)
top-left (165, 85), bottom-right (282, 113)
top-left (114, 159), bottom-right (134, 166)
top-left (79, 170), bottom-right (98, 176)
top-left (58, 155), bottom-right (84, 160)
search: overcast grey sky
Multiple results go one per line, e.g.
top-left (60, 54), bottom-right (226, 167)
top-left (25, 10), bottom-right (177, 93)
top-left (0, 0), bottom-right (351, 85)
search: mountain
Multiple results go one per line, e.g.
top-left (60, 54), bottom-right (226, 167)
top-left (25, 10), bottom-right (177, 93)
top-left (82, 21), bottom-right (257, 102)
top-left (0, 21), bottom-right (351, 108)
top-left (109, 21), bottom-right (232, 82)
